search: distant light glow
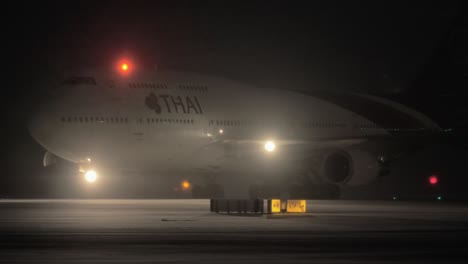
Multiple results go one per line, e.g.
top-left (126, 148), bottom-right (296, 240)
top-left (181, 180), bottom-right (190, 190)
top-left (116, 58), bottom-right (133, 75)
top-left (264, 141), bottom-right (276, 152)
top-left (429, 175), bottom-right (439, 185)
top-left (392, 196), bottom-right (397, 200)
top-left (437, 196), bottom-right (442, 201)
top-left (219, 129), bottom-right (223, 134)
top-left (84, 170), bottom-right (97, 183)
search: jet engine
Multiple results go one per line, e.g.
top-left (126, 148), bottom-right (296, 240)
top-left (320, 150), bottom-right (381, 186)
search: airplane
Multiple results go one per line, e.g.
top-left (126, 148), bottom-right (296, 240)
top-left (28, 60), bottom-right (442, 199)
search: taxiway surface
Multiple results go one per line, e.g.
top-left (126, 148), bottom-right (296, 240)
top-left (0, 199), bottom-right (467, 263)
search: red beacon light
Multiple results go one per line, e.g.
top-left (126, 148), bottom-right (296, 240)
top-left (429, 175), bottom-right (439, 185)
top-left (117, 59), bottom-right (133, 75)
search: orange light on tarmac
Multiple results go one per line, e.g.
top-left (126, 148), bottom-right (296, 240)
top-left (181, 180), bottom-right (191, 190)
top-left (121, 63), bottom-right (129, 71)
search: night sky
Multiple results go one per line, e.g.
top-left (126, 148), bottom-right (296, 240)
top-left (2, 1), bottom-right (467, 198)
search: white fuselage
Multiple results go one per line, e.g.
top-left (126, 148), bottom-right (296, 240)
top-left (28, 70), bottom-right (438, 176)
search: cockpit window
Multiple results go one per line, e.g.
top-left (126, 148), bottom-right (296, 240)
top-left (61, 77), bottom-right (96, 85)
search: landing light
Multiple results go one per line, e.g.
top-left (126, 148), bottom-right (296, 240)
top-left (84, 170), bottom-right (97, 183)
top-left (264, 140), bottom-right (276, 152)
